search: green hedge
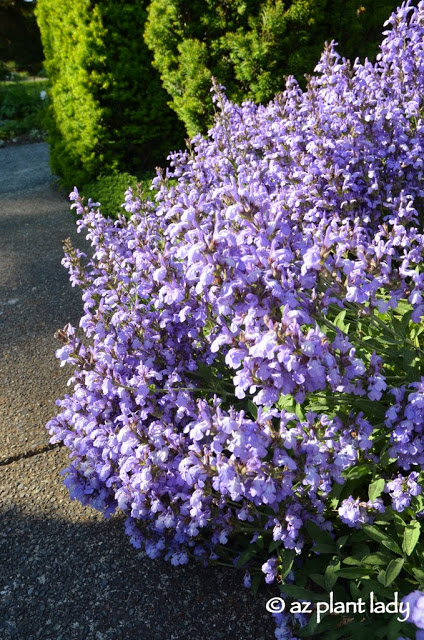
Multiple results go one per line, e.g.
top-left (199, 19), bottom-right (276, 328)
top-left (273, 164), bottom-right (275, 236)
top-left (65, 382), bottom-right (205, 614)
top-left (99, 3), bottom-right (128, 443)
top-left (35, 0), bottom-right (185, 188)
top-left (81, 171), bottom-right (157, 220)
top-left (144, 0), bottom-right (403, 137)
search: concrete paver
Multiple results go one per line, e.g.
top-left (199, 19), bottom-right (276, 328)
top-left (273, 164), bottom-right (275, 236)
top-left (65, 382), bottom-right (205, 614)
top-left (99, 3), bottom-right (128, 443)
top-left (0, 143), bottom-right (87, 461)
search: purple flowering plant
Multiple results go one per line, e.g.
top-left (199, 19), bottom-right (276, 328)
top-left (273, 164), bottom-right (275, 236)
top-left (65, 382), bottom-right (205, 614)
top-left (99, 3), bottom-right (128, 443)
top-left (49, 2), bottom-right (424, 638)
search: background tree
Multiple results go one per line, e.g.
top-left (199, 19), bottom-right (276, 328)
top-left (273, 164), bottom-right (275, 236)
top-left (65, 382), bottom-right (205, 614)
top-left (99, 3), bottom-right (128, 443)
top-left (144, 0), bottom-right (405, 137)
top-left (35, 0), bottom-right (185, 188)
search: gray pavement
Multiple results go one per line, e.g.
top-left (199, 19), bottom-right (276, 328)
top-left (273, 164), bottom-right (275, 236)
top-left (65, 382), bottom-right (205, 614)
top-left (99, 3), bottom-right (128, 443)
top-left (0, 143), bottom-right (276, 640)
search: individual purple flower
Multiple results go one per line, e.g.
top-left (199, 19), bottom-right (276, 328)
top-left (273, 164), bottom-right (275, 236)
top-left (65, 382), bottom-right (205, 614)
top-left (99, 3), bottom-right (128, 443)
top-left (262, 557), bottom-right (278, 584)
top-left (385, 473), bottom-right (422, 512)
top-left (338, 496), bottom-right (364, 528)
top-left (243, 570), bottom-right (251, 588)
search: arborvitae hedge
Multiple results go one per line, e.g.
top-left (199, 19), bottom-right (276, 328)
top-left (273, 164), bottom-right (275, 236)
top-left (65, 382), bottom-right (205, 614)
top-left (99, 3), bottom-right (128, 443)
top-left (35, 0), bottom-right (185, 188)
top-left (144, 0), bottom-right (404, 137)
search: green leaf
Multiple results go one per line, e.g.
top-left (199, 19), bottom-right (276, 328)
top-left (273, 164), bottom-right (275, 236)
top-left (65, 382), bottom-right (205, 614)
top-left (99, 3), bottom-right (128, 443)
top-left (336, 535), bottom-right (350, 549)
top-left (235, 546), bottom-right (258, 569)
top-left (361, 524), bottom-right (403, 555)
top-left (368, 478), bottom-right (386, 503)
top-left (412, 567), bottom-right (424, 583)
top-left (250, 572), bottom-right (262, 596)
top-left (280, 584), bottom-right (323, 603)
top-left (310, 573), bottom-right (326, 589)
top-left (247, 398), bottom-right (258, 420)
top-left (333, 310), bottom-right (347, 332)
top-left (268, 538), bottom-right (282, 553)
top-left (194, 361), bottom-right (212, 381)
top-left (295, 403), bottom-right (305, 421)
top-left (328, 483), bottom-right (344, 510)
top-left (313, 543), bottom-right (338, 554)
top-left (402, 520), bottom-right (421, 556)
top-left (374, 517), bottom-right (393, 525)
top-left (392, 512), bottom-right (407, 538)
top-left (387, 618), bottom-right (403, 640)
top-left (379, 449), bottom-right (399, 467)
top-left (362, 552), bottom-right (393, 566)
top-left (305, 521), bottom-right (336, 549)
top-left (335, 567), bottom-right (373, 579)
top-left (324, 561), bottom-right (340, 591)
top-left (403, 348), bottom-right (418, 371)
top-left (414, 491), bottom-right (424, 508)
top-left (384, 557), bottom-right (404, 587)
top-left (280, 549), bottom-right (296, 579)
top-left (400, 309), bottom-right (413, 336)
top-left (351, 542), bottom-right (370, 558)
top-left (277, 394), bottom-right (295, 410)
top-left (345, 464), bottom-right (373, 481)
top-left (342, 556), bottom-right (362, 566)
top-left (350, 582), bottom-right (361, 600)
top-left (361, 579), bottom-right (396, 599)
top-left (377, 569), bottom-right (386, 585)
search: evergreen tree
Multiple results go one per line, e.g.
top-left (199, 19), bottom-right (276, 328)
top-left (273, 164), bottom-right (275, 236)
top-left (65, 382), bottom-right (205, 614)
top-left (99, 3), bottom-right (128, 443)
top-left (35, 0), bottom-right (185, 187)
top-left (144, 0), bottom-right (404, 137)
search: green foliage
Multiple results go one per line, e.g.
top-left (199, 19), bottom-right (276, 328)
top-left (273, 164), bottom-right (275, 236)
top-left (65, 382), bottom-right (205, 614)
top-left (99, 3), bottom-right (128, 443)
top-left (35, 0), bottom-right (185, 188)
top-left (81, 172), bottom-right (154, 220)
top-left (206, 296), bottom-right (424, 639)
top-left (0, 78), bottom-right (48, 141)
top-left (271, 495), bottom-right (423, 639)
top-left (144, 0), bottom-right (403, 136)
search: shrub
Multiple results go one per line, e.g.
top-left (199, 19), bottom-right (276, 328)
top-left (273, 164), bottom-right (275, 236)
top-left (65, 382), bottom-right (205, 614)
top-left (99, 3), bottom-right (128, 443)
top-left (81, 173), bottom-right (140, 220)
top-left (144, 0), bottom-right (405, 137)
top-left (80, 172), bottom-right (159, 221)
top-left (35, 0), bottom-right (185, 188)
top-left (50, 3), bottom-right (424, 639)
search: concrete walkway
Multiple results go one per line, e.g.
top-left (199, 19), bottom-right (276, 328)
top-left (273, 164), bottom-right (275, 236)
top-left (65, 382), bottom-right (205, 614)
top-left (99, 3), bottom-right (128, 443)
top-left (0, 143), bottom-right (275, 640)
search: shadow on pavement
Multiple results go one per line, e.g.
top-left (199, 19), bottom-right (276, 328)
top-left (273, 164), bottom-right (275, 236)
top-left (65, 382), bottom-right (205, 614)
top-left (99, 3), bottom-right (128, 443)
top-left (0, 507), bottom-right (275, 640)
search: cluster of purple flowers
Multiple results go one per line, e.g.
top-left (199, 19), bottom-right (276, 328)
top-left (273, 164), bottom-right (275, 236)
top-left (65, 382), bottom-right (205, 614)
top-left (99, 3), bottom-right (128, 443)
top-left (272, 612), bottom-right (304, 640)
top-left (48, 0), bottom-right (424, 591)
top-left (337, 495), bottom-right (385, 528)
top-left (400, 590), bottom-right (424, 640)
top-left (385, 381), bottom-right (424, 470)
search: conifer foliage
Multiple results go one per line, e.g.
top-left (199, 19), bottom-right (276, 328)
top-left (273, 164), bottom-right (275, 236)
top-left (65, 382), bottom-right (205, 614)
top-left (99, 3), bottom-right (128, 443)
top-left (35, 0), bottom-right (185, 187)
top-left (144, 0), bottom-right (403, 136)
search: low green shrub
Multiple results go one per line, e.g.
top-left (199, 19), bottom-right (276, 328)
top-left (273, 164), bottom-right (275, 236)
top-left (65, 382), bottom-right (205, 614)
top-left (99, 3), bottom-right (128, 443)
top-left (81, 172), bottom-right (155, 220)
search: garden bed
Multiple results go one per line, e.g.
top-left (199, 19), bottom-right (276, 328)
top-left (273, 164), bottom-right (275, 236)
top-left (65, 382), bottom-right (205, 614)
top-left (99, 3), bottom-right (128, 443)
top-left (47, 3), bottom-right (424, 639)
top-left (0, 77), bottom-right (48, 144)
